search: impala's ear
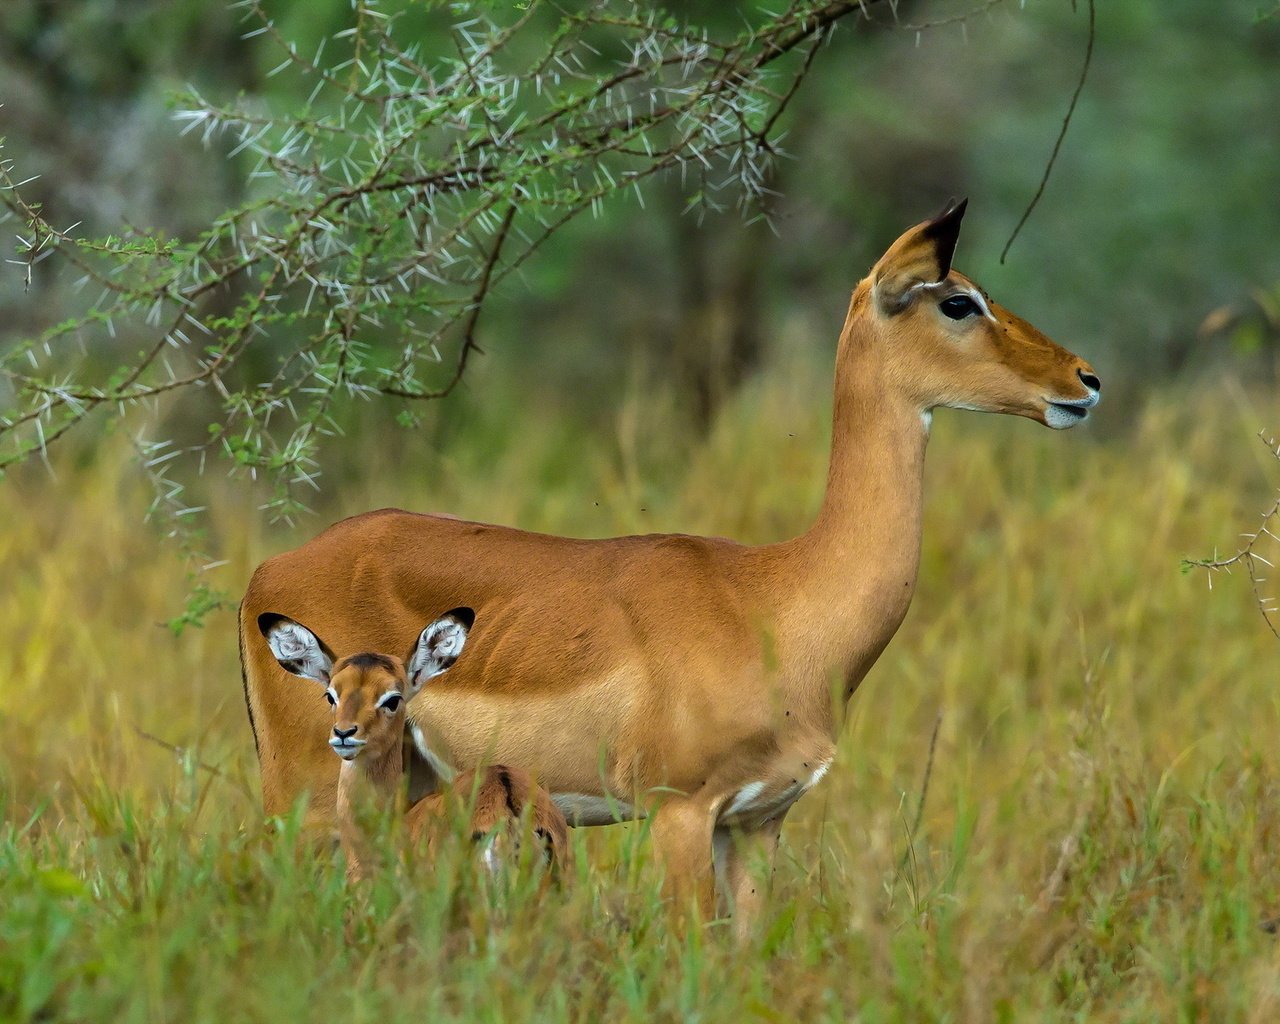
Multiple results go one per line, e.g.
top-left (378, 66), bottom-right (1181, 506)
top-left (405, 607), bottom-right (474, 693)
top-left (872, 197), bottom-right (968, 314)
top-left (259, 613), bottom-right (335, 683)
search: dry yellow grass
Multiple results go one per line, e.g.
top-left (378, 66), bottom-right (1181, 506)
top-left (3, 366), bottom-right (1280, 1021)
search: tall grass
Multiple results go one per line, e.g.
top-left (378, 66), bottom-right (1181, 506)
top-left (3, 364), bottom-right (1280, 1022)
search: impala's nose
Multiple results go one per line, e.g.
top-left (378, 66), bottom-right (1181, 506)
top-left (1078, 368), bottom-right (1101, 393)
top-left (329, 724), bottom-right (365, 760)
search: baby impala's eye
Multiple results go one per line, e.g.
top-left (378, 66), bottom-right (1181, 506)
top-left (939, 295), bottom-right (980, 320)
top-left (379, 694), bottom-right (403, 713)
top-left (324, 690), bottom-right (337, 707)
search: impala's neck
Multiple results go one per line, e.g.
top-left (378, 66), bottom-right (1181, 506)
top-left (781, 298), bottom-right (929, 700)
top-left (334, 734), bottom-right (405, 879)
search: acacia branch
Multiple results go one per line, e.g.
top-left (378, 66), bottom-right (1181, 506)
top-left (380, 203), bottom-right (516, 401)
top-left (1186, 432), bottom-right (1280, 640)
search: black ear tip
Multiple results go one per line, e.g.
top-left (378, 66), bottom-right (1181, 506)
top-left (928, 196), bottom-right (968, 231)
top-left (917, 197), bottom-right (967, 281)
top-left (257, 612), bottom-right (289, 638)
top-left (444, 606), bottom-right (476, 630)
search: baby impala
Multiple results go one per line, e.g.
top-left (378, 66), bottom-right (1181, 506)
top-left (259, 608), bottom-right (570, 883)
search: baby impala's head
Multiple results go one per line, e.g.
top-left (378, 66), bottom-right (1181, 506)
top-left (258, 609), bottom-right (472, 762)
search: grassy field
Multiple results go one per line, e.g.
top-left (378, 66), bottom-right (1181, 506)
top-left (3, 363), bottom-right (1280, 1022)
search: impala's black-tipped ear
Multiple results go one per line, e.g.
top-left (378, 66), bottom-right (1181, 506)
top-left (872, 197), bottom-right (969, 313)
top-left (444, 606), bottom-right (476, 630)
top-left (404, 607), bottom-right (474, 692)
top-left (921, 197), bottom-right (967, 281)
top-left (258, 612), bottom-right (336, 683)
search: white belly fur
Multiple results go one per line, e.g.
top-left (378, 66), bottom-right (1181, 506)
top-left (719, 757), bottom-right (834, 826)
top-left (550, 793), bottom-right (643, 826)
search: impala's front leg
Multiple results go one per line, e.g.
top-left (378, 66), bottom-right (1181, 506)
top-left (650, 796), bottom-right (719, 920)
top-left (718, 814), bottom-right (785, 942)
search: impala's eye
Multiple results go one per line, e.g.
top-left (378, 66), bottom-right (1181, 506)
top-left (939, 295), bottom-right (979, 320)
top-left (379, 694), bottom-right (403, 713)
top-left (324, 689), bottom-right (337, 707)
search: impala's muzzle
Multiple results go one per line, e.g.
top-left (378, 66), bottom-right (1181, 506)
top-left (329, 738), bottom-right (366, 760)
top-left (1044, 367), bottom-right (1101, 430)
top-left (330, 726), bottom-right (366, 760)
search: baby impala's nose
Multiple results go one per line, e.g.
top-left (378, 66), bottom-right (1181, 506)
top-left (333, 724), bottom-right (357, 740)
top-left (1078, 368), bottom-right (1101, 393)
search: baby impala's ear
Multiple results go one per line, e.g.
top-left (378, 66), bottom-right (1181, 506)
top-left (258, 613), bottom-right (335, 684)
top-left (405, 607), bottom-right (474, 693)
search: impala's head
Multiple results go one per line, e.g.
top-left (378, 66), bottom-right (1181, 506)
top-left (860, 199), bottom-right (1100, 428)
top-left (258, 609), bottom-right (473, 762)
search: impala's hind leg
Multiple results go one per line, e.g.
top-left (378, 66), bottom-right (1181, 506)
top-left (650, 797), bottom-right (718, 921)
top-left (718, 814), bottom-right (785, 942)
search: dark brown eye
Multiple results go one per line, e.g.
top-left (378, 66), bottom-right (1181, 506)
top-left (379, 694), bottom-right (402, 713)
top-left (940, 295), bottom-right (979, 320)
top-left (324, 690), bottom-right (337, 707)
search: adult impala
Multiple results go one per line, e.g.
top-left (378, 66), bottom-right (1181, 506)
top-left (239, 200), bottom-right (1100, 931)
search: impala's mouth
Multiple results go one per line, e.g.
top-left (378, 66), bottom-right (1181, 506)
top-left (1044, 391), bottom-right (1099, 430)
top-left (329, 737), bottom-right (366, 760)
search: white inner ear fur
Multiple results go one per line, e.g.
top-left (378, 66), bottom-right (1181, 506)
top-left (405, 616), bottom-right (469, 692)
top-left (265, 621), bottom-right (333, 683)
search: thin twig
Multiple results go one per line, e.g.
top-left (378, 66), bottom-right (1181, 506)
top-left (863, 0), bottom-right (1007, 33)
top-left (911, 711), bottom-right (942, 839)
top-left (896, 710), bottom-right (943, 874)
top-left (1000, 0), bottom-right (1095, 263)
top-left (1186, 431), bottom-right (1280, 639)
top-left (133, 725), bottom-right (236, 785)
top-left (1034, 761), bottom-right (1094, 913)
top-left (380, 202), bottom-right (516, 401)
